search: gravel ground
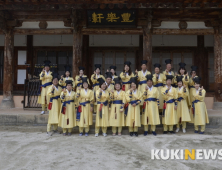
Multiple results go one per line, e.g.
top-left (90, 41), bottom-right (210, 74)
top-left (0, 126), bottom-right (222, 170)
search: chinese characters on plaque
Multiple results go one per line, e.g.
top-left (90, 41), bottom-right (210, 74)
top-left (87, 10), bottom-right (136, 27)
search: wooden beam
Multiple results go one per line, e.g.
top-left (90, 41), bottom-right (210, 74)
top-left (14, 28), bottom-right (73, 34)
top-left (0, 28), bottom-right (213, 35)
top-left (143, 26), bottom-right (152, 71)
top-left (153, 28), bottom-right (214, 35)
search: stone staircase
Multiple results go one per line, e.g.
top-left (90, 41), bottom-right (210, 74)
top-left (213, 102), bottom-right (222, 110)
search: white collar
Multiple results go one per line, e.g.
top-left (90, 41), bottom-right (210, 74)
top-left (45, 70), bottom-right (50, 75)
top-left (67, 90), bottom-right (72, 96)
top-left (126, 72), bottom-right (129, 76)
top-left (66, 77), bottom-right (69, 80)
top-left (166, 85), bottom-right (172, 92)
top-left (133, 89), bottom-right (137, 94)
top-left (105, 82), bottom-right (110, 88)
top-left (117, 90), bottom-right (121, 94)
top-left (196, 87), bottom-right (200, 93)
top-left (54, 85), bottom-right (58, 91)
top-left (84, 88), bottom-right (88, 94)
top-left (148, 85), bottom-right (153, 91)
top-left (142, 70), bottom-right (147, 75)
top-left (179, 86), bottom-right (183, 91)
top-left (96, 74), bottom-right (100, 77)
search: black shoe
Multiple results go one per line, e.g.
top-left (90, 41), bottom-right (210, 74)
top-left (163, 131), bottom-right (168, 134)
top-left (134, 132), bottom-right (138, 137)
top-left (130, 132), bottom-right (133, 136)
top-left (152, 131), bottom-right (157, 136)
top-left (194, 130), bottom-right (198, 133)
top-left (169, 131), bottom-right (175, 134)
top-left (144, 131), bottom-right (148, 136)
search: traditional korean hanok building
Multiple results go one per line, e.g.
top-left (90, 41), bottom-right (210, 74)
top-left (0, 0), bottom-right (221, 109)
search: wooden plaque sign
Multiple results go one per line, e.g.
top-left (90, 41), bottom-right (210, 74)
top-left (87, 9), bottom-right (137, 28)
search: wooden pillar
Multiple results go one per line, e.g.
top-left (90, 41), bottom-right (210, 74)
top-left (82, 35), bottom-right (89, 76)
top-left (194, 35), bottom-right (209, 90)
top-left (136, 35), bottom-right (143, 70)
top-left (143, 27), bottom-right (152, 71)
top-left (72, 31), bottom-right (83, 77)
top-left (143, 11), bottom-right (153, 71)
top-left (26, 35), bottom-right (33, 76)
top-left (0, 28), bottom-right (15, 108)
top-left (214, 26), bottom-right (222, 102)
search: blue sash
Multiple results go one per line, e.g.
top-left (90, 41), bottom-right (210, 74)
top-left (61, 100), bottom-right (74, 113)
top-left (77, 83), bottom-right (82, 87)
top-left (166, 99), bottom-right (175, 103)
top-left (38, 82), bottom-right (52, 95)
top-left (49, 95), bottom-right (60, 102)
top-left (122, 81), bottom-right (131, 85)
top-left (189, 85), bottom-right (195, 89)
top-left (129, 100), bottom-right (140, 105)
top-left (97, 101), bottom-right (108, 106)
top-left (113, 100), bottom-right (123, 104)
top-left (177, 97), bottom-right (184, 102)
top-left (80, 101), bottom-right (90, 106)
top-left (192, 100), bottom-right (200, 116)
top-left (93, 83), bottom-right (99, 87)
top-left (144, 98), bottom-right (157, 102)
top-left (154, 83), bottom-right (163, 87)
top-left (138, 80), bottom-right (147, 85)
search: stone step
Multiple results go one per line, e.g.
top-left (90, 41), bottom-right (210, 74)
top-left (213, 102), bottom-right (222, 110)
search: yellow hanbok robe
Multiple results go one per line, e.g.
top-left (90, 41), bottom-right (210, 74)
top-left (125, 90), bottom-right (142, 127)
top-left (189, 76), bottom-right (198, 103)
top-left (176, 86), bottom-right (191, 123)
top-left (76, 88), bottom-right (94, 127)
top-left (59, 90), bottom-right (77, 128)
top-left (142, 86), bottom-right (160, 126)
top-left (75, 75), bottom-right (90, 91)
top-left (47, 85), bottom-right (62, 124)
top-left (174, 74), bottom-right (191, 107)
top-left (162, 71), bottom-right (175, 85)
top-left (91, 74), bottom-right (105, 94)
top-left (109, 90), bottom-right (126, 127)
top-left (59, 76), bottom-right (75, 89)
top-left (38, 71), bottom-right (53, 105)
top-left (152, 73), bottom-right (165, 110)
top-left (190, 89), bottom-right (209, 125)
top-left (161, 86), bottom-right (178, 125)
top-left (111, 75), bottom-right (118, 85)
top-left (137, 70), bottom-right (151, 92)
top-left (95, 89), bottom-right (110, 127)
top-left (120, 72), bottom-right (135, 92)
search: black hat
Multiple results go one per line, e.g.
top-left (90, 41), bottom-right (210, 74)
top-left (165, 59), bottom-right (172, 65)
top-left (191, 66), bottom-right (198, 72)
top-left (109, 65), bottom-right (116, 70)
top-left (114, 77), bottom-right (121, 85)
top-left (52, 72), bottom-right (59, 80)
top-left (179, 62), bottom-right (186, 68)
top-left (82, 77), bottom-right (88, 84)
top-left (98, 78), bottom-right (105, 86)
top-left (65, 80), bottom-right (73, 86)
top-left (154, 63), bottom-right (161, 69)
top-left (130, 77), bottom-right (137, 84)
top-left (44, 60), bottom-right (51, 67)
top-left (64, 65), bottom-right (71, 72)
top-left (193, 77), bottom-right (201, 84)
top-left (166, 75), bottom-right (174, 81)
top-left (105, 72), bottom-right (112, 79)
top-left (79, 66), bottom-right (85, 71)
top-left (95, 64), bottom-right (101, 70)
top-left (141, 60), bottom-right (148, 65)
top-left (146, 74), bottom-right (153, 81)
top-left (176, 76), bottom-right (183, 83)
top-left (124, 61), bottom-right (131, 67)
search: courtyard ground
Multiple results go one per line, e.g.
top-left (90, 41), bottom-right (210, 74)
top-left (0, 125), bottom-right (222, 170)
